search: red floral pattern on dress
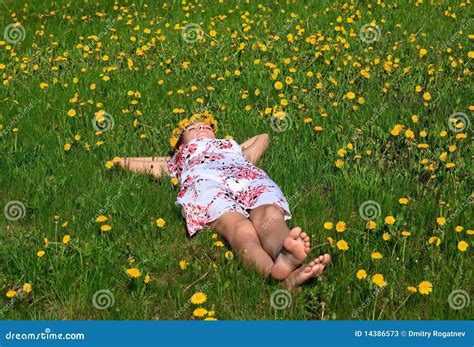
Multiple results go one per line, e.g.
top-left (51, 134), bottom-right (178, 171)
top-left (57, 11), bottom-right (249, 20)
top-left (167, 138), bottom-right (291, 236)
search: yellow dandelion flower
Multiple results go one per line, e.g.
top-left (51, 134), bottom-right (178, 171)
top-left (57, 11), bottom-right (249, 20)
top-left (37, 250), bottom-right (45, 257)
top-left (62, 235), bottom-right (71, 244)
top-left (126, 268), bottom-right (141, 278)
top-left (418, 281), bottom-right (432, 295)
top-left (382, 232), bottom-right (391, 241)
top-left (96, 215), bottom-right (108, 223)
top-left (22, 283), bottom-right (32, 293)
top-left (214, 241), bottom-right (224, 247)
top-left (407, 286), bottom-right (417, 293)
top-left (190, 292), bottom-right (207, 305)
top-left (346, 91), bottom-right (356, 100)
top-left (67, 109), bottom-right (76, 117)
top-left (436, 217), bottom-right (446, 226)
top-left (366, 221), bottom-right (377, 230)
top-left (193, 307), bottom-right (208, 317)
top-left (356, 269), bottom-right (367, 280)
top-left (422, 92), bottom-right (431, 101)
top-left (179, 260), bottom-right (188, 270)
top-left (384, 216), bottom-right (396, 225)
top-left (399, 198), bottom-right (409, 204)
top-left (336, 239), bottom-right (349, 251)
top-left (156, 218), bottom-right (166, 228)
top-left (428, 236), bottom-right (441, 246)
top-left (225, 251), bottom-right (234, 260)
top-left (6, 290), bottom-right (17, 298)
top-left (144, 275), bottom-right (151, 284)
top-left (323, 222), bottom-right (333, 230)
top-left (327, 237), bottom-right (335, 247)
top-left (372, 274), bottom-right (386, 287)
top-left (457, 241), bottom-right (469, 252)
top-left (100, 224), bottom-right (112, 232)
top-left (371, 252), bottom-right (383, 260)
top-left (105, 161), bottom-right (114, 169)
top-left (335, 221), bottom-right (346, 232)
top-left (274, 81), bottom-right (283, 90)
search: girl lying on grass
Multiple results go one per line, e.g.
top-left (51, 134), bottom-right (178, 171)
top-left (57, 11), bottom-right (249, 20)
top-left (120, 112), bottom-right (330, 290)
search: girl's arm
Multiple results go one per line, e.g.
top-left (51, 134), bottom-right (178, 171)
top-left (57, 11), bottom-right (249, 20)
top-left (119, 156), bottom-right (170, 178)
top-left (240, 133), bottom-right (270, 164)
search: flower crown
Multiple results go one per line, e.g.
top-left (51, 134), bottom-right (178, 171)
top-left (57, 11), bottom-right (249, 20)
top-left (169, 111), bottom-right (218, 149)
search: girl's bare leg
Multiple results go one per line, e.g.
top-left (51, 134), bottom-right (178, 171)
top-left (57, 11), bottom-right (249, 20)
top-left (249, 204), bottom-right (310, 280)
top-left (208, 212), bottom-right (274, 277)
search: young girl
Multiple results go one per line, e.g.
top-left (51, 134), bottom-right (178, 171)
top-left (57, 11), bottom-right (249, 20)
top-left (120, 113), bottom-right (330, 290)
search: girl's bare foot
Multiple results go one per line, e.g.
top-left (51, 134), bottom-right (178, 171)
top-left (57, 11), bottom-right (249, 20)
top-left (284, 253), bottom-right (331, 291)
top-left (271, 227), bottom-right (309, 280)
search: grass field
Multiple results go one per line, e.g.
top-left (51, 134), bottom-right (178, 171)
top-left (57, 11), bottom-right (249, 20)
top-left (0, 0), bottom-right (472, 320)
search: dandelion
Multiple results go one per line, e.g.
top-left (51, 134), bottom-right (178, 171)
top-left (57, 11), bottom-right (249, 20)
top-left (171, 177), bottom-right (179, 185)
top-left (214, 241), bottom-right (224, 247)
top-left (190, 292), bottom-right (207, 305)
top-left (64, 143), bottom-right (71, 151)
top-left (372, 274), bottom-right (386, 287)
top-left (371, 252), bottom-right (383, 260)
top-left (428, 236), bottom-right (441, 246)
top-left (457, 241), bottom-right (469, 252)
top-left (346, 91), bottom-right (356, 100)
top-left (455, 226), bottom-right (463, 233)
top-left (384, 216), bottom-right (396, 225)
top-left (417, 281), bottom-right (432, 295)
top-left (96, 215), bottom-right (108, 223)
top-left (274, 81), bottom-right (283, 90)
top-left (62, 235), bottom-right (71, 244)
top-left (225, 251), bottom-right (233, 260)
top-left (193, 307), bottom-right (208, 317)
top-left (105, 161), bottom-right (114, 169)
top-left (336, 239), bottom-right (349, 251)
top-left (179, 260), bottom-right (188, 270)
top-left (407, 286), bottom-right (417, 293)
top-left (67, 109), bottom-right (76, 117)
top-left (6, 290), bottom-right (16, 298)
top-left (323, 222), bottom-right (333, 230)
top-left (37, 250), bottom-right (45, 257)
top-left (366, 221), bottom-right (376, 230)
top-left (100, 224), bottom-right (111, 232)
top-left (399, 198), bottom-right (409, 204)
top-left (326, 237), bottom-right (334, 247)
top-left (382, 232), bottom-right (391, 241)
top-left (126, 268), bottom-right (141, 278)
top-left (422, 92), bottom-right (431, 101)
top-left (144, 275), bottom-right (151, 284)
top-left (156, 218), bottom-right (166, 228)
top-left (335, 221), bottom-right (346, 232)
top-left (22, 283), bottom-right (32, 293)
top-left (436, 217), bottom-right (446, 226)
top-left (356, 269), bottom-right (367, 280)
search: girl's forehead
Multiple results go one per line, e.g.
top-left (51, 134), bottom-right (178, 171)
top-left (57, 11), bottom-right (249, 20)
top-left (186, 122), bottom-right (211, 129)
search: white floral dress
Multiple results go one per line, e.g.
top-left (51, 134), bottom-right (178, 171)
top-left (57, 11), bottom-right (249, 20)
top-left (167, 138), bottom-right (291, 236)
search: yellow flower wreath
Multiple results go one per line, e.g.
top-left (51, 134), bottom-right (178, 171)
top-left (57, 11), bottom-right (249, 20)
top-left (169, 111), bottom-right (218, 149)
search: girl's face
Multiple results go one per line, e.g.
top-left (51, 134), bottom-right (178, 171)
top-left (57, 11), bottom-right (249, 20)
top-left (180, 122), bottom-right (215, 147)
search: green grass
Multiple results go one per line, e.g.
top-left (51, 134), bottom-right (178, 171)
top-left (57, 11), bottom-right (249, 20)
top-left (0, 0), bottom-right (472, 320)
